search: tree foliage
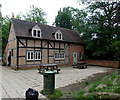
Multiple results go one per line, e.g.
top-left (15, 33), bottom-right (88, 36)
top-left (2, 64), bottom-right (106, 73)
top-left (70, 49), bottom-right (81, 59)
top-left (23, 5), bottom-right (47, 24)
top-left (54, 7), bottom-right (87, 32)
top-left (83, 2), bottom-right (120, 60)
top-left (55, 7), bottom-right (73, 29)
top-left (71, 9), bottom-right (87, 34)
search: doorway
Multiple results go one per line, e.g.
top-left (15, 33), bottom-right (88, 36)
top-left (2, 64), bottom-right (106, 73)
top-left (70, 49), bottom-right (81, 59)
top-left (8, 51), bottom-right (11, 66)
top-left (73, 52), bottom-right (77, 64)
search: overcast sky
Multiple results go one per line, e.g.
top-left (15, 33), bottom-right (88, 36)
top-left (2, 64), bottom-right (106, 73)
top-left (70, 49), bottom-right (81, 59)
top-left (1, 0), bottom-right (85, 25)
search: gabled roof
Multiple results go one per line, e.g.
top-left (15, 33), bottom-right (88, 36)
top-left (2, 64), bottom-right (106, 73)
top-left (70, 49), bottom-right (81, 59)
top-left (10, 18), bottom-right (84, 44)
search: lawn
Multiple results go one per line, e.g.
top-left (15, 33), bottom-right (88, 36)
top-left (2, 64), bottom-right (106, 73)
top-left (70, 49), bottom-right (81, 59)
top-left (75, 69), bottom-right (120, 99)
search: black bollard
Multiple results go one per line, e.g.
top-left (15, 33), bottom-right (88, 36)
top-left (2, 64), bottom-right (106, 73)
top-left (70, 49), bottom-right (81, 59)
top-left (25, 88), bottom-right (39, 100)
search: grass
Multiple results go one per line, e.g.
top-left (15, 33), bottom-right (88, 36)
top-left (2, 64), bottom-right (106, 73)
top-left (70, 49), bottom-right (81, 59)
top-left (75, 69), bottom-right (120, 99)
top-left (47, 90), bottom-right (62, 99)
top-left (41, 90), bottom-right (62, 99)
top-left (75, 89), bottom-right (85, 99)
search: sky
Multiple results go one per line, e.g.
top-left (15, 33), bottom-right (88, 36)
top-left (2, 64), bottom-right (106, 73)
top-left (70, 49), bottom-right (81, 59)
top-left (1, 0), bottom-right (85, 25)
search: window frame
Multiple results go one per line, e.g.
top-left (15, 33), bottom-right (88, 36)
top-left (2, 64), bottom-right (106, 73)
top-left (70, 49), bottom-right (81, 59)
top-left (54, 51), bottom-right (65, 60)
top-left (55, 32), bottom-right (63, 40)
top-left (32, 28), bottom-right (41, 38)
top-left (27, 51), bottom-right (41, 61)
top-left (35, 51), bottom-right (41, 60)
top-left (27, 51), bottom-right (34, 61)
top-left (80, 52), bottom-right (84, 60)
top-left (11, 49), bottom-right (13, 56)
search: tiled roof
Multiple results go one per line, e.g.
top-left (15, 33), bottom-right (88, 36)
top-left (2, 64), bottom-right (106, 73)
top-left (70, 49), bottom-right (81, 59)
top-left (11, 18), bottom-right (84, 44)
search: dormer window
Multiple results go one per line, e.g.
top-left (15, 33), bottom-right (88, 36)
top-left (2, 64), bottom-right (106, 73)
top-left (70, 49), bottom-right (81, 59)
top-left (32, 29), bottom-right (41, 38)
top-left (32, 25), bottom-right (41, 38)
top-left (55, 30), bottom-right (63, 40)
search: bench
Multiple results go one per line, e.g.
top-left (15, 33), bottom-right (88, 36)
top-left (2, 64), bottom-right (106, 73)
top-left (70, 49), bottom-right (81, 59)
top-left (50, 66), bottom-right (61, 74)
top-left (38, 64), bottom-right (61, 74)
top-left (72, 62), bottom-right (87, 69)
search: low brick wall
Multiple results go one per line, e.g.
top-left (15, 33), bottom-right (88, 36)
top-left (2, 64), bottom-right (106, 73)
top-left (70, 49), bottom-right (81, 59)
top-left (85, 60), bottom-right (120, 68)
top-left (10, 63), bottom-right (72, 70)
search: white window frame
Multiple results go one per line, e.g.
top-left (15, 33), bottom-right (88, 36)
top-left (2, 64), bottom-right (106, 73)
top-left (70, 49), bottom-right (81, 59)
top-left (54, 51), bottom-right (65, 60)
top-left (32, 28), bottom-right (41, 38)
top-left (27, 51), bottom-right (34, 60)
top-left (55, 31), bottom-right (63, 40)
top-left (55, 52), bottom-right (60, 60)
top-left (27, 51), bottom-right (41, 61)
top-left (35, 51), bottom-right (41, 60)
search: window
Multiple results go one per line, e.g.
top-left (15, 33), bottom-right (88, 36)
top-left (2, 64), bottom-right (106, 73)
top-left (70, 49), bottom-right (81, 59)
top-left (27, 51), bottom-right (41, 61)
top-left (55, 52), bottom-right (59, 59)
top-left (35, 51), bottom-right (41, 60)
top-left (55, 51), bottom-right (65, 60)
top-left (11, 49), bottom-right (13, 56)
top-left (55, 32), bottom-right (62, 40)
top-left (80, 52), bottom-right (84, 60)
top-left (32, 29), bottom-right (41, 38)
top-left (27, 51), bottom-right (34, 60)
top-left (60, 52), bottom-right (64, 58)
top-left (38, 30), bottom-right (41, 37)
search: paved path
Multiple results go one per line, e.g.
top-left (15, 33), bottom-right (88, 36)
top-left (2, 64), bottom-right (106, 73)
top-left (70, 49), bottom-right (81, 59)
top-left (0, 65), bottom-right (112, 99)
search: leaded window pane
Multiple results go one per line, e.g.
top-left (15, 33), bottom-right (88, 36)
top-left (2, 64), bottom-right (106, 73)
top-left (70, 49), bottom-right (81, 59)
top-left (33, 30), bottom-right (36, 36)
top-left (38, 30), bottom-right (40, 37)
top-left (31, 52), bottom-right (34, 59)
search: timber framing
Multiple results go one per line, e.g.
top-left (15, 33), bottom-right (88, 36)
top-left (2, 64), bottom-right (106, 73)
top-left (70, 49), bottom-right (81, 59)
top-left (15, 36), bottom-right (71, 67)
top-left (4, 18), bottom-right (85, 69)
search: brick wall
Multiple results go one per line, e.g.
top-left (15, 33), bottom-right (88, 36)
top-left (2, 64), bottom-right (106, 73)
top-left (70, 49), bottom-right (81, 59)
top-left (85, 59), bottom-right (120, 68)
top-left (70, 44), bottom-right (84, 64)
top-left (11, 63), bottom-right (71, 70)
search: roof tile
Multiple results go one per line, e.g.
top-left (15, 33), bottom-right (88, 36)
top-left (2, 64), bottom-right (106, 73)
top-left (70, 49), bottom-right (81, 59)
top-left (11, 18), bottom-right (84, 44)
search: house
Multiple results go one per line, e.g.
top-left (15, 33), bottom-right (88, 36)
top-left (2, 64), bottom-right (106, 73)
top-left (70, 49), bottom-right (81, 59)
top-left (4, 18), bottom-right (84, 69)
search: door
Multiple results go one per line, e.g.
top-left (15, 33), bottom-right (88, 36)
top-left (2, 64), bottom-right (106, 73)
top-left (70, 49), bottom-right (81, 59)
top-left (73, 52), bottom-right (77, 64)
top-left (8, 51), bottom-right (11, 66)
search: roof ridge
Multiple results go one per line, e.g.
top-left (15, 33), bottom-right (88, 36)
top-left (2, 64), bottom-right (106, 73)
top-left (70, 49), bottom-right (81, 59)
top-left (59, 27), bottom-right (76, 32)
top-left (11, 18), bottom-right (76, 31)
top-left (11, 18), bottom-right (57, 29)
top-left (11, 18), bottom-right (37, 24)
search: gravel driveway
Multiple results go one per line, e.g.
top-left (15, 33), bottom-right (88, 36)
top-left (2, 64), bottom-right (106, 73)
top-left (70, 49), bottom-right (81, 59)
top-left (0, 65), bottom-right (112, 99)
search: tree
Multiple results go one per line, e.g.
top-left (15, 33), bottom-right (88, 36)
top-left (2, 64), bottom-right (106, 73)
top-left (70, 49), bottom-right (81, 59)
top-left (23, 5), bottom-right (47, 24)
top-left (82, 2), bottom-right (120, 60)
top-left (54, 7), bottom-right (87, 31)
top-left (55, 7), bottom-right (72, 29)
top-left (71, 9), bottom-right (87, 34)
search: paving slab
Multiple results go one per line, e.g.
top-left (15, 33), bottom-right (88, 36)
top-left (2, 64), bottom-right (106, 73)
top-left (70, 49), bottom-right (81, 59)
top-left (0, 65), bottom-right (112, 99)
